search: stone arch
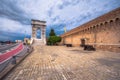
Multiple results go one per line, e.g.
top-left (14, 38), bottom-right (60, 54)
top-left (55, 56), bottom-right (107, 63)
top-left (100, 23), bottom-right (105, 31)
top-left (104, 22), bottom-right (108, 27)
top-left (83, 29), bottom-right (86, 32)
top-left (109, 20), bottom-right (114, 29)
top-left (88, 27), bottom-right (90, 31)
top-left (115, 18), bottom-right (120, 30)
top-left (93, 26), bottom-right (96, 32)
top-left (115, 18), bottom-right (119, 21)
top-left (104, 21), bottom-right (108, 25)
top-left (115, 18), bottom-right (120, 25)
top-left (31, 20), bottom-right (46, 45)
top-left (100, 23), bottom-right (103, 26)
top-left (110, 20), bottom-right (113, 23)
top-left (110, 20), bottom-right (114, 25)
top-left (93, 26), bottom-right (95, 29)
top-left (95, 24), bottom-right (99, 32)
top-left (86, 27), bottom-right (89, 33)
top-left (89, 27), bottom-right (93, 33)
top-left (96, 24), bottom-right (99, 27)
top-left (36, 28), bottom-right (41, 39)
top-left (103, 21), bottom-right (108, 31)
top-left (90, 27), bottom-right (92, 30)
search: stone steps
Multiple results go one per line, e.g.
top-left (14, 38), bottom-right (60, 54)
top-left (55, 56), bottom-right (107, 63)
top-left (33, 39), bottom-right (45, 46)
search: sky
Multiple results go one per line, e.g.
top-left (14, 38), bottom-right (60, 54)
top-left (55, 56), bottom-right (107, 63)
top-left (0, 0), bottom-right (120, 41)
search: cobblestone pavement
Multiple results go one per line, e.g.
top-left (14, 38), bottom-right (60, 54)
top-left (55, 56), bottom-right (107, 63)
top-left (3, 46), bottom-right (120, 80)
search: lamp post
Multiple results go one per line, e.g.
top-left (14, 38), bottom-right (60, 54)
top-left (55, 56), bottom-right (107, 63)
top-left (24, 30), bottom-right (26, 38)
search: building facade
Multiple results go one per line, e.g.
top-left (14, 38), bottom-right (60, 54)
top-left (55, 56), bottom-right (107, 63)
top-left (61, 8), bottom-right (120, 52)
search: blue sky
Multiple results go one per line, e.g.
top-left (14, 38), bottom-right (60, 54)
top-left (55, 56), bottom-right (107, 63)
top-left (0, 0), bottom-right (120, 41)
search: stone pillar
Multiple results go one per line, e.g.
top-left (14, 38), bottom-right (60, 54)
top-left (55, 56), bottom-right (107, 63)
top-left (31, 20), bottom-right (46, 45)
top-left (32, 26), bottom-right (37, 39)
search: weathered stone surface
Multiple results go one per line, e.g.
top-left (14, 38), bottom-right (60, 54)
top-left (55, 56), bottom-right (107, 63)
top-left (3, 46), bottom-right (120, 80)
top-left (31, 20), bottom-right (46, 45)
top-left (61, 8), bottom-right (120, 52)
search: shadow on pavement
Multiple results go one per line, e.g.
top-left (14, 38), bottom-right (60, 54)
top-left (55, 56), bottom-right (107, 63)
top-left (69, 49), bottom-right (94, 54)
top-left (95, 58), bottom-right (120, 69)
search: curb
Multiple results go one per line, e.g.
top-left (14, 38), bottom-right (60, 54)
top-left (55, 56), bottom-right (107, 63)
top-left (0, 46), bottom-right (33, 80)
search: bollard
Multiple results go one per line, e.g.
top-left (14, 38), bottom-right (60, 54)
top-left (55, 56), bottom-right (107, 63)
top-left (27, 48), bottom-right (29, 53)
top-left (12, 56), bottom-right (16, 65)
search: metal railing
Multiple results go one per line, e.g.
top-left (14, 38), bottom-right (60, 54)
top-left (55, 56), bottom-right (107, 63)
top-left (0, 44), bottom-right (33, 79)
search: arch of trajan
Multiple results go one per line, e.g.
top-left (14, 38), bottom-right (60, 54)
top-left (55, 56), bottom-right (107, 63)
top-left (61, 8), bottom-right (120, 52)
top-left (31, 20), bottom-right (46, 45)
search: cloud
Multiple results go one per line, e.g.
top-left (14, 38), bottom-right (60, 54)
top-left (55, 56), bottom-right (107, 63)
top-left (57, 0), bottom-right (80, 9)
top-left (0, 30), bottom-right (30, 41)
top-left (0, 0), bottom-right (31, 25)
top-left (0, 18), bottom-right (31, 34)
top-left (0, 0), bottom-right (120, 40)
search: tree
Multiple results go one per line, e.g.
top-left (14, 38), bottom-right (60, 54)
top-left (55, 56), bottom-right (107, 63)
top-left (49, 28), bottom-right (56, 36)
top-left (47, 36), bottom-right (61, 45)
top-left (47, 28), bottom-right (61, 45)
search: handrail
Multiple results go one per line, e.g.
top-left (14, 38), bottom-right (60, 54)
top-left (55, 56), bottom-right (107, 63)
top-left (0, 43), bottom-right (24, 64)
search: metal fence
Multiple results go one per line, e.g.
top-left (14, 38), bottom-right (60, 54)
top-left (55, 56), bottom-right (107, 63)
top-left (0, 45), bottom-right (33, 79)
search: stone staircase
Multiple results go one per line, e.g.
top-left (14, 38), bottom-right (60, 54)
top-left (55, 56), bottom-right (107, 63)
top-left (33, 39), bottom-right (45, 46)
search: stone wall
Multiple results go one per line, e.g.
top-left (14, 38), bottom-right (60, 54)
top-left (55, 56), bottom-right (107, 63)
top-left (61, 8), bottom-right (120, 52)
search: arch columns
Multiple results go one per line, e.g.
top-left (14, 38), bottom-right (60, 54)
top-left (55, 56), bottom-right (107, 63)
top-left (31, 20), bottom-right (46, 45)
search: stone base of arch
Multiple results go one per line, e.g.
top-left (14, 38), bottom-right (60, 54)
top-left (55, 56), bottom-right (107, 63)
top-left (31, 20), bottom-right (46, 45)
top-left (32, 38), bottom-right (46, 45)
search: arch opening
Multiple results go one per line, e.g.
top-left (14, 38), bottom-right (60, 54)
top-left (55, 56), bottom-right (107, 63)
top-left (36, 29), bottom-right (41, 39)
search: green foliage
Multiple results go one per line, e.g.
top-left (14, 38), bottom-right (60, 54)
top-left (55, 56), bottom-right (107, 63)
top-left (49, 28), bottom-right (56, 36)
top-left (47, 28), bottom-right (61, 45)
top-left (47, 36), bottom-right (61, 45)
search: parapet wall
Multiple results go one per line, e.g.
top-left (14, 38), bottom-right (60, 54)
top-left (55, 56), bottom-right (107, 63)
top-left (61, 8), bottom-right (120, 52)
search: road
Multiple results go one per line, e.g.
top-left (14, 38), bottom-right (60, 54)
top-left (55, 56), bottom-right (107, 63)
top-left (0, 43), bottom-right (24, 64)
top-left (0, 45), bottom-right (29, 79)
top-left (0, 43), bottom-right (19, 53)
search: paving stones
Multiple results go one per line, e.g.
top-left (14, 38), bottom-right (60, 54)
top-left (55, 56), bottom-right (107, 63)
top-left (3, 46), bottom-right (120, 80)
